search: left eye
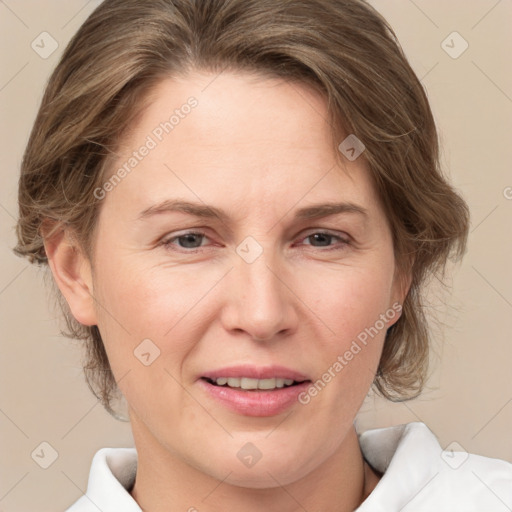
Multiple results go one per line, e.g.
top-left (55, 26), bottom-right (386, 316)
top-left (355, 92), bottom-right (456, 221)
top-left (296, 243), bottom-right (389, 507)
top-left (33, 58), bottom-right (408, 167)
top-left (301, 232), bottom-right (348, 248)
top-left (164, 232), bottom-right (209, 249)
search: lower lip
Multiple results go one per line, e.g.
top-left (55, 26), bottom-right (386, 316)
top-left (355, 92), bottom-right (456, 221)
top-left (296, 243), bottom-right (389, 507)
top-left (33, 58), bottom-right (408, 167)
top-left (198, 379), bottom-right (311, 417)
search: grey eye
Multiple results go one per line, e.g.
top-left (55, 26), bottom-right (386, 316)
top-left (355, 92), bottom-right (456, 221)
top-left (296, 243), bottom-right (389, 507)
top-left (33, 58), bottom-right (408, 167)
top-left (176, 233), bottom-right (205, 248)
top-left (306, 233), bottom-right (335, 247)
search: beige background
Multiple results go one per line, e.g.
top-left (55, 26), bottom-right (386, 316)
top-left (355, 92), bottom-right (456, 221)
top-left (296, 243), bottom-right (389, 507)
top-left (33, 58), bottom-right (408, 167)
top-left (0, 1), bottom-right (511, 510)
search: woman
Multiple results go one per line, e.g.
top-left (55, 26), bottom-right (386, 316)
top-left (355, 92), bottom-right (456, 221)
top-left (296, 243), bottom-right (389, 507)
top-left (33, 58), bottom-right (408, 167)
top-left (14, 0), bottom-right (512, 510)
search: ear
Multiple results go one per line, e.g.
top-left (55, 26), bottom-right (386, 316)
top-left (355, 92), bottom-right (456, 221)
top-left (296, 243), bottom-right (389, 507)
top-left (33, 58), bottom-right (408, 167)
top-left (389, 262), bottom-right (413, 326)
top-left (43, 226), bottom-right (97, 326)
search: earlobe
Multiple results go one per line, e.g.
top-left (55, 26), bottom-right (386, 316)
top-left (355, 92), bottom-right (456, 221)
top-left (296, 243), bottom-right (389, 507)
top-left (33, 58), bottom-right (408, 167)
top-left (43, 227), bottom-right (97, 326)
top-left (389, 266), bottom-right (413, 326)
top-left (396, 271), bottom-right (413, 305)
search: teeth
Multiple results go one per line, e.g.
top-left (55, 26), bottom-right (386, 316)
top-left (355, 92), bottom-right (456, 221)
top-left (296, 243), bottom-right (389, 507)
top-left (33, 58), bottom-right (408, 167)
top-left (227, 377), bottom-right (240, 388)
top-left (241, 377), bottom-right (259, 389)
top-left (257, 378), bottom-right (275, 390)
top-left (210, 377), bottom-right (297, 390)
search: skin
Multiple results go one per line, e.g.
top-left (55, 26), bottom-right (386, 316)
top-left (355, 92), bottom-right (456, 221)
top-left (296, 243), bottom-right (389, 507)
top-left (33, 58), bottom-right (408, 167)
top-left (46, 71), bottom-right (409, 512)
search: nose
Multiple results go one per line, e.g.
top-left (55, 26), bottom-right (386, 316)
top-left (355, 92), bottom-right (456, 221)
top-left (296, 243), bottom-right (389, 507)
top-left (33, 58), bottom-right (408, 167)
top-left (220, 253), bottom-right (298, 342)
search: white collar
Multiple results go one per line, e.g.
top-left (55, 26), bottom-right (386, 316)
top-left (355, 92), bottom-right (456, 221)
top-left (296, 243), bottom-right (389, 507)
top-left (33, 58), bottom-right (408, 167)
top-left (69, 422), bottom-right (512, 511)
top-left (356, 422), bottom-right (441, 511)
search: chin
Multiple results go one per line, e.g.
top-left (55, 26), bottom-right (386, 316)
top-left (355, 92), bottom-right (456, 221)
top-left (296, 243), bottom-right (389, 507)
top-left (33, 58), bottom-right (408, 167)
top-left (222, 463), bottom-right (309, 489)
top-left (198, 441), bottom-right (320, 489)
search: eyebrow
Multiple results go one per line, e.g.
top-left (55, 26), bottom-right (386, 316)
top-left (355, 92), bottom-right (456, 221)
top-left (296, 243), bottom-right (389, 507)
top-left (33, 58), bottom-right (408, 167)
top-left (137, 199), bottom-right (368, 223)
top-left (138, 200), bottom-right (230, 222)
top-left (294, 202), bottom-right (368, 220)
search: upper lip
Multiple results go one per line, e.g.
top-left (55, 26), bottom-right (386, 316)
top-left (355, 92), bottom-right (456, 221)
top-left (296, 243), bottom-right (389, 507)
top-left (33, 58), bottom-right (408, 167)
top-left (201, 365), bottom-right (310, 382)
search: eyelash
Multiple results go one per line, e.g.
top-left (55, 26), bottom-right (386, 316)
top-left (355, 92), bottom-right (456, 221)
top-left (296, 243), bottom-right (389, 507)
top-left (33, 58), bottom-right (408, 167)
top-left (299, 232), bottom-right (351, 250)
top-left (160, 230), bottom-right (351, 253)
top-left (161, 231), bottom-right (212, 251)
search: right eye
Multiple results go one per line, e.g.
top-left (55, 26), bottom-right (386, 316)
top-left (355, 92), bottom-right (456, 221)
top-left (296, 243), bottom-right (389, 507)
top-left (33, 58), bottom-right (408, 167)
top-left (161, 231), bottom-right (211, 251)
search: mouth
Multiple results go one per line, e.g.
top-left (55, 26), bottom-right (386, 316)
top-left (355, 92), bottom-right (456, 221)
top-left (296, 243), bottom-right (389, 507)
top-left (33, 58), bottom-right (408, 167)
top-left (198, 366), bottom-right (312, 417)
top-left (201, 376), bottom-right (308, 391)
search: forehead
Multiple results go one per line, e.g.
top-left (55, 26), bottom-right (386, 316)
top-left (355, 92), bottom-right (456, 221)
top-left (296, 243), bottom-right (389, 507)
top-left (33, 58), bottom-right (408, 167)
top-left (104, 71), bottom-right (381, 220)
top-left (123, 71), bottom-right (337, 159)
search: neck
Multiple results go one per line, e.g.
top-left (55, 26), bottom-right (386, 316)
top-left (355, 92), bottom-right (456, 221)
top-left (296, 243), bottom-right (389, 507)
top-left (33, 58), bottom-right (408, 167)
top-left (129, 416), bottom-right (380, 512)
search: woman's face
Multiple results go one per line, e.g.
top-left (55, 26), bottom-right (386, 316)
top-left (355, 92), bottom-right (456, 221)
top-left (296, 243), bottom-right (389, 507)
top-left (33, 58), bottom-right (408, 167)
top-left (88, 71), bottom-right (405, 486)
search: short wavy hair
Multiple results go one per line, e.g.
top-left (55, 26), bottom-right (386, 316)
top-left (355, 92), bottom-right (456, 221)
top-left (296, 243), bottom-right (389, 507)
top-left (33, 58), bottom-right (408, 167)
top-left (14, 0), bottom-right (469, 414)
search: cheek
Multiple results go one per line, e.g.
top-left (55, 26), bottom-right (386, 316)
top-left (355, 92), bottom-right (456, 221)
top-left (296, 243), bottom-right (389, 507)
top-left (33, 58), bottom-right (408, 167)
top-left (90, 259), bottom-right (201, 421)
top-left (297, 257), bottom-right (396, 346)
top-left (293, 255), bottom-right (396, 406)
top-left (91, 252), bottom-right (223, 376)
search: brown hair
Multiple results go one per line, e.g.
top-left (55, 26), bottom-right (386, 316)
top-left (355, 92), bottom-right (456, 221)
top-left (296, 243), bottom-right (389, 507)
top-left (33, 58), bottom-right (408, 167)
top-left (14, 0), bottom-right (469, 413)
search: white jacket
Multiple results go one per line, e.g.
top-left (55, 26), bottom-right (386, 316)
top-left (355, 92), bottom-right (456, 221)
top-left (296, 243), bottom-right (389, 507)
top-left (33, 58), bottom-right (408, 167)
top-left (65, 422), bottom-right (512, 511)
